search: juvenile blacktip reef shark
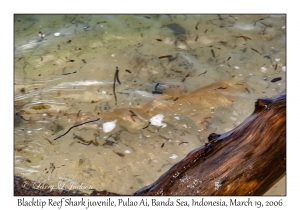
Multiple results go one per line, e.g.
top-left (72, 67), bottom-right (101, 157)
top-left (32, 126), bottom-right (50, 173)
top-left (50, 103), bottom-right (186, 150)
top-left (17, 80), bottom-right (247, 135)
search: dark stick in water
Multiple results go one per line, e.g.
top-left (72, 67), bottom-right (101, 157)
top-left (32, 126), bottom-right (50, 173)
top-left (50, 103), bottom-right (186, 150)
top-left (113, 67), bottom-right (121, 105)
top-left (53, 118), bottom-right (100, 140)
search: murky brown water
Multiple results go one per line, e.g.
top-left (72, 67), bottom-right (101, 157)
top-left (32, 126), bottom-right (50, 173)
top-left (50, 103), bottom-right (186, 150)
top-left (14, 14), bottom-right (286, 195)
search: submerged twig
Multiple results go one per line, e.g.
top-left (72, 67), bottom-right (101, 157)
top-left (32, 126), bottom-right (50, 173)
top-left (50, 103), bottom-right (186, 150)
top-left (261, 24), bottom-right (272, 35)
top-left (113, 67), bottom-right (121, 105)
top-left (182, 74), bottom-right (190, 82)
top-left (254, 15), bottom-right (270, 26)
top-left (198, 70), bottom-right (207, 76)
top-left (158, 55), bottom-right (172, 59)
top-left (62, 71), bottom-right (77, 75)
top-left (195, 22), bottom-right (199, 30)
top-left (234, 35), bottom-right (251, 41)
top-left (129, 110), bottom-right (137, 122)
top-left (142, 122), bottom-right (151, 129)
top-left (227, 57), bottom-right (231, 67)
top-left (211, 49), bottom-right (215, 58)
top-left (115, 68), bottom-right (121, 85)
top-left (53, 118), bottom-right (100, 140)
top-left (251, 48), bottom-right (261, 55)
top-left (76, 110), bottom-right (81, 117)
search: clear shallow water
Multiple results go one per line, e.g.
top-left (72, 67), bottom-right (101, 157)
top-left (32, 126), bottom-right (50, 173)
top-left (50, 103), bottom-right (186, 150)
top-left (14, 14), bottom-right (286, 195)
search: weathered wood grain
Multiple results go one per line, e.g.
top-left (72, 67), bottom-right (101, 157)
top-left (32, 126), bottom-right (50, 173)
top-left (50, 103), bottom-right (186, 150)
top-left (134, 90), bottom-right (286, 195)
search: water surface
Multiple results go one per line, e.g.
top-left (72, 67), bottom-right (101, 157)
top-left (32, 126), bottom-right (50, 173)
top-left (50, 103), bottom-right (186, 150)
top-left (14, 14), bottom-right (286, 195)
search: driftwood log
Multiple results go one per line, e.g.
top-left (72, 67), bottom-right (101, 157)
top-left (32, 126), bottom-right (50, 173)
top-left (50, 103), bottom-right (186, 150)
top-left (14, 90), bottom-right (286, 196)
top-left (135, 90), bottom-right (286, 195)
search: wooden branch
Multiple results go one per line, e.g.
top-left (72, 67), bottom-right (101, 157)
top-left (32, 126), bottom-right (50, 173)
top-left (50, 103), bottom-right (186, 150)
top-left (134, 90), bottom-right (286, 195)
top-left (14, 91), bottom-right (286, 196)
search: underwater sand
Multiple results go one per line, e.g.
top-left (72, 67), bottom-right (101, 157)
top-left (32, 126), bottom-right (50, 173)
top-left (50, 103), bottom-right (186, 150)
top-left (14, 14), bottom-right (286, 195)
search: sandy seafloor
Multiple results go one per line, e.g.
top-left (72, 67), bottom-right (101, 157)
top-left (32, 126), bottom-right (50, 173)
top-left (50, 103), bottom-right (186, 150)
top-left (14, 14), bottom-right (286, 195)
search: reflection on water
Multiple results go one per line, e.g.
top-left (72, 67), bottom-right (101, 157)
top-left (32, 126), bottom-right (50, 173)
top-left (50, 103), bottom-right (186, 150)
top-left (14, 14), bottom-right (286, 195)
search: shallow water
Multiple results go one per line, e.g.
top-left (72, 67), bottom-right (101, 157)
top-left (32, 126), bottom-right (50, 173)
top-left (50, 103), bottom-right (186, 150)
top-left (14, 14), bottom-right (286, 195)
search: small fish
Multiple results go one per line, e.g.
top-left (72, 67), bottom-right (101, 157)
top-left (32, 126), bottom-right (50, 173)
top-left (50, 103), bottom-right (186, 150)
top-left (159, 55), bottom-right (173, 59)
top-left (270, 77), bottom-right (281, 83)
top-left (195, 22), bottom-right (199, 30)
top-left (211, 49), bottom-right (215, 58)
top-left (251, 48), bottom-right (260, 54)
top-left (234, 36), bottom-right (251, 41)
